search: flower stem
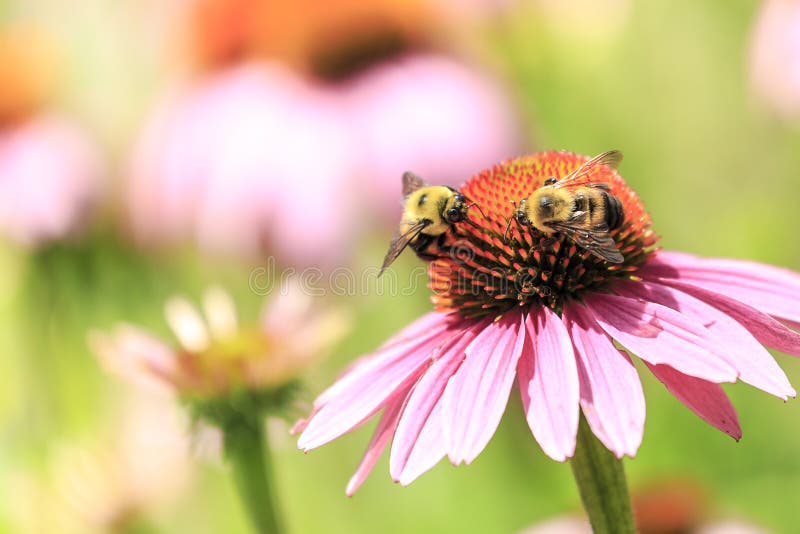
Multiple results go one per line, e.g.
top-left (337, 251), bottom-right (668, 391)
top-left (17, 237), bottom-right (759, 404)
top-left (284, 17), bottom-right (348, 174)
top-left (223, 414), bottom-right (284, 534)
top-left (569, 415), bottom-right (636, 534)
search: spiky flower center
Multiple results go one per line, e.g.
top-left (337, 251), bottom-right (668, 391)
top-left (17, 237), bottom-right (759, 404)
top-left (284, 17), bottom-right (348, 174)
top-left (428, 151), bottom-right (658, 317)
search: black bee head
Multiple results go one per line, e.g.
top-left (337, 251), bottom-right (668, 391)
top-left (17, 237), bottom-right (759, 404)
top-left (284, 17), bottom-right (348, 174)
top-left (445, 207), bottom-right (463, 223)
top-left (515, 199), bottom-right (530, 225)
top-left (444, 193), bottom-right (467, 224)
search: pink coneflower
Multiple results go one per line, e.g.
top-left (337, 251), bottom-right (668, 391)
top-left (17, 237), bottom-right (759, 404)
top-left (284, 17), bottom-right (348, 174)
top-left (128, 56), bottom-right (519, 264)
top-left (0, 25), bottom-right (102, 248)
top-left (91, 282), bottom-right (349, 400)
top-left (296, 150), bottom-right (800, 495)
top-left (128, 0), bottom-right (521, 265)
top-left (92, 282), bottom-right (349, 532)
top-left (344, 53), bottom-right (521, 219)
top-left (749, 0), bottom-right (800, 120)
top-left (128, 62), bottom-right (357, 266)
top-left (0, 115), bottom-right (102, 248)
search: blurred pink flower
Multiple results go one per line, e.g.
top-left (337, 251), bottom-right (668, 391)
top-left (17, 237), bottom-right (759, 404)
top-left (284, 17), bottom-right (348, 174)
top-left (749, 0), bottom-right (800, 119)
top-left (128, 62), bottom-right (357, 266)
top-left (128, 54), bottom-right (520, 265)
top-left (0, 115), bottom-right (102, 247)
top-left (91, 283), bottom-right (349, 398)
top-left (344, 54), bottom-right (521, 220)
top-left (296, 151), bottom-right (800, 495)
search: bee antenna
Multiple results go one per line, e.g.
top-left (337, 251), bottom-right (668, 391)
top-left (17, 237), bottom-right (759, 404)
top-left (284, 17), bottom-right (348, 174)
top-left (503, 217), bottom-right (514, 243)
top-left (503, 199), bottom-right (518, 243)
top-left (466, 202), bottom-right (487, 219)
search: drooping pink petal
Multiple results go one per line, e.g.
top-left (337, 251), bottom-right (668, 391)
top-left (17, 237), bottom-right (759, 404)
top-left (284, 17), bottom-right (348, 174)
top-left (563, 302), bottom-right (645, 458)
top-left (298, 321), bottom-right (453, 451)
top-left (517, 306), bottom-right (580, 461)
top-left (397, 399), bottom-right (448, 486)
top-left (614, 280), bottom-right (795, 400)
top-left (312, 313), bottom-right (451, 409)
top-left (584, 293), bottom-right (737, 383)
top-left (88, 325), bottom-right (179, 394)
top-left (290, 416), bottom-right (311, 435)
top-left (643, 251), bottom-right (800, 327)
top-left (442, 311), bottom-right (525, 465)
top-left (346, 399), bottom-right (405, 496)
top-left (644, 362), bottom-right (741, 440)
top-left (382, 311), bottom-right (458, 350)
top-left (641, 277), bottom-right (800, 358)
top-left (390, 320), bottom-right (486, 480)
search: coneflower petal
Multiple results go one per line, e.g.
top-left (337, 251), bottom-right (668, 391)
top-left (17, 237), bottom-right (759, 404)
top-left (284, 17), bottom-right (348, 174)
top-left (518, 306), bottom-right (580, 461)
top-left (397, 400), bottom-right (448, 486)
top-left (564, 302), bottom-right (645, 458)
top-left (346, 399), bottom-right (405, 496)
top-left (390, 321), bottom-right (486, 481)
top-left (442, 311), bottom-right (525, 465)
top-left (644, 362), bottom-right (742, 440)
top-left (381, 312), bottom-right (458, 350)
top-left (615, 281), bottom-right (795, 400)
top-left (642, 278), bottom-right (800, 358)
top-left (311, 314), bottom-right (451, 409)
top-left (643, 251), bottom-right (800, 327)
top-left (298, 326), bottom-right (450, 451)
top-left (584, 293), bottom-right (738, 383)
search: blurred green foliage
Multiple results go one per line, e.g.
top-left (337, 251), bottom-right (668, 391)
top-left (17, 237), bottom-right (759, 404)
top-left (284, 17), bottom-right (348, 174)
top-left (3, 1), bottom-right (800, 533)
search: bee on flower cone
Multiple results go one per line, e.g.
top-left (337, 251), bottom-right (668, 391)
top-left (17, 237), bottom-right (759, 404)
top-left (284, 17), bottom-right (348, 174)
top-left (296, 150), bottom-right (800, 496)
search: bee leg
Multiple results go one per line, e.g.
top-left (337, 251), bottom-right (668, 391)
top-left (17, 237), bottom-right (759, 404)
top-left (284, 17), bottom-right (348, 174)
top-left (541, 236), bottom-right (559, 248)
top-left (502, 218), bottom-right (513, 243)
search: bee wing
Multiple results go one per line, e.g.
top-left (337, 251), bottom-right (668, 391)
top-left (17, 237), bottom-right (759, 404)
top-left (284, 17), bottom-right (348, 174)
top-left (380, 220), bottom-right (430, 275)
top-left (402, 171), bottom-right (427, 197)
top-left (553, 150), bottom-right (623, 190)
top-left (548, 221), bottom-right (624, 263)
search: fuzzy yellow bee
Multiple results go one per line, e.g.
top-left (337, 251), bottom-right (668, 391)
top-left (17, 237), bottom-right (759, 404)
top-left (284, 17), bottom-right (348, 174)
top-left (380, 172), bottom-right (476, 275)
top-left (508, 150), bottom-right (625, 263)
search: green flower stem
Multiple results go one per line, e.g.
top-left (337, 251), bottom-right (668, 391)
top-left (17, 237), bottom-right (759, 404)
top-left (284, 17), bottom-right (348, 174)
top-left (569, 415), bottom-right (636, 534)
top-left (223, 413), bottom-right (284, 534)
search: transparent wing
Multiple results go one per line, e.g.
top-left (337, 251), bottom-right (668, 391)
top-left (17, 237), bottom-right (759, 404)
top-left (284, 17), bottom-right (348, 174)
top-left (554, 150), bottom-right (623, 190)
top-left (380, 220), bottom-right (429, 275)
top-left (402, 171), bottom-right (426, 197)
top-left (548, 221), bottom-right (624, 263)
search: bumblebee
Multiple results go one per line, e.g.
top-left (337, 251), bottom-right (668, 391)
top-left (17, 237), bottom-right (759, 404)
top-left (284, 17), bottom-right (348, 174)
top-left (380, 172), bottom-right (474, 275)
top-left (509, 150), bottom-right (625, 263)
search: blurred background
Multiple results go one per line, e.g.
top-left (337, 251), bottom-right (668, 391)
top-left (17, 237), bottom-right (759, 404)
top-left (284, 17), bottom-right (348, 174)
top-left (2, 0), bottom-right (800, 532)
